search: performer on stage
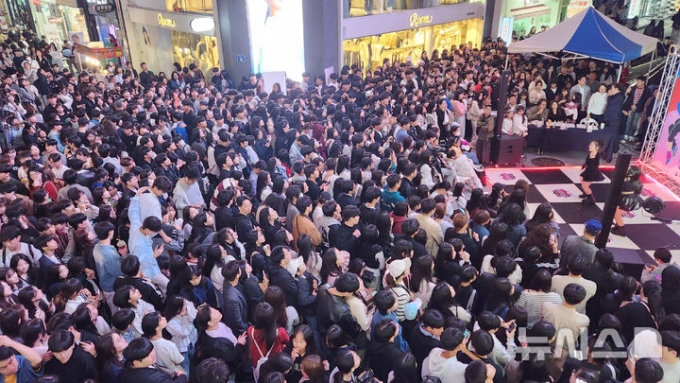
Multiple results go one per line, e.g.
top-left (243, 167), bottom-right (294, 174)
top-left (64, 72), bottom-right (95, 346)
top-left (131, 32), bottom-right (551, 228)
top-left (579, 139), bottom-right (605, 204)
top-left (611, 165), bottom-right (644, 236)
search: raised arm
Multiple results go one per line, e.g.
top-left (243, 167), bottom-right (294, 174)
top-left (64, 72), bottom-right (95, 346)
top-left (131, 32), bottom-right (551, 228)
top-left (0, 335), bottom-right (42, 368)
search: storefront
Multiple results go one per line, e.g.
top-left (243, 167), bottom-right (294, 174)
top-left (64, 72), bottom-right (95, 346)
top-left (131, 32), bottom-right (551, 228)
top-left (122, 2), bottom-right (219, 75)
top-left (30, 0), bottom-right (124, 60)
top-left (341, 2), bottom-right (484, 71)
top-left (494, 0), bottom-right (564, 40)
top-left (30, 0), bottom-right (88, 46)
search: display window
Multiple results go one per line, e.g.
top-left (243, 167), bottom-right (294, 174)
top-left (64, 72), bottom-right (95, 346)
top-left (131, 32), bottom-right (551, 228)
top-left (170, 31), bottom-right (219, 73)
top-left (342, 18), bottom-right (482, 70)
top-left (345, 0), bottom-right (477, 18)
top-left (166, 0), bottom-right (212, 14)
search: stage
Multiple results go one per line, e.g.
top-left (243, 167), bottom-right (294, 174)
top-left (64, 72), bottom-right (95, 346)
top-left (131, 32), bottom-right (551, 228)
top-left (483, 166), bottom-right (680, 277)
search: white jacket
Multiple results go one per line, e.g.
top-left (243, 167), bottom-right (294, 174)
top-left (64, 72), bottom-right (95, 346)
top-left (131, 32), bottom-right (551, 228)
top-left (421, 348), bottom-right (467, 383)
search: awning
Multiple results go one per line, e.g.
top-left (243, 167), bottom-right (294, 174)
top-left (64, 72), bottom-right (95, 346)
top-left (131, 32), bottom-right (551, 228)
top-left (510, 5), bottom-right (551, 20)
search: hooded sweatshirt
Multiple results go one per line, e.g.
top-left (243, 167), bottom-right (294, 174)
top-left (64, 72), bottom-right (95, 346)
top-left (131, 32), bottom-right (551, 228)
top-left (421, 348), bottom-right (467, 383)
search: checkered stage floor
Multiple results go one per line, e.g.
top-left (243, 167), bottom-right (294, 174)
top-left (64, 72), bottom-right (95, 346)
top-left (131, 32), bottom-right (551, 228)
top-left (484, 167), bottom-right (680, 272)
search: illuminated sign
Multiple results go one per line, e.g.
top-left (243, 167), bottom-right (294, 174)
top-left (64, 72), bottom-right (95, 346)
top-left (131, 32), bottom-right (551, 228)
top-left (93, 3), bottom-right (115, 13)
top-left (409, 13), bottom-right (434, 28)
top-left (157, 13), bottom-right (176, 28)
top-left (190, 17), bottom-right (214, 33)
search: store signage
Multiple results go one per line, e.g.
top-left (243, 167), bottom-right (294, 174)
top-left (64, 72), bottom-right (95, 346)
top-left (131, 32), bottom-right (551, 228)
top-left (76, 43), bottom-right (123, 59)
top-left (409, 13), bottom-right (433, 28)
top-left (628, 0), bottom-right (641, 18)
top-left (566, 0), bottom-right (591, 18)
top-left (48, 17), bottom-right (63, 24)
top-left (93, 3), bottom-right (115, 13)
top-left (190, 17), bottom-right (214, 33)
top-left (499, 17), bottom-right (514, 45)
top-left (158, 13), bottom-right (176, 28)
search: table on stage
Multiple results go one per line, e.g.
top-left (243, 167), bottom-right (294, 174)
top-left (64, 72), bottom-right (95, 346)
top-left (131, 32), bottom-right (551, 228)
top-left (526, 124), bottom-right (618, 162)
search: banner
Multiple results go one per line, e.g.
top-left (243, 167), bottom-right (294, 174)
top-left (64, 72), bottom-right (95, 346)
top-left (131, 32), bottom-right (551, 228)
top-left (566, 0), bottom-right (592, 19)
top-left (652, 70), bottom-right (680, 185)
top-left (76, 43), bottom-right (123, 60)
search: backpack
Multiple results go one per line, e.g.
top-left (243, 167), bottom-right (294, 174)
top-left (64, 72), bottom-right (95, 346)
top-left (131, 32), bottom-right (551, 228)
top-left (251, 327), bottom-right (275, 382)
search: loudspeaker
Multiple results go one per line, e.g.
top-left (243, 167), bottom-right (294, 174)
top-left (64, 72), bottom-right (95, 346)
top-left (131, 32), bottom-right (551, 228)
top-left (491, 135), bottom-right (524, 166)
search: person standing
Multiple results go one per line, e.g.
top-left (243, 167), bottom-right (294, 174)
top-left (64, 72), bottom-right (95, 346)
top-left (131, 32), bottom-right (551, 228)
top-left (622, 77), bottom-right (651, 143)
top-left (476, 104), bottom-right (495, 165)
top-left (579, 140), bottom-right (605, 204)
top-left (612, 166), bottom-right (644, 236)
top-left (604, 83), bottom-right (625, 161)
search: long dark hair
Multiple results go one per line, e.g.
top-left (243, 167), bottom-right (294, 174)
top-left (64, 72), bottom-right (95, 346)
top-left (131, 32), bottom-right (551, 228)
top-left (164, 295), bottom-right (186, 322)
top-left (72, 303), bottom-right (99, 336)
top-left (253, 302), bottom-right (278, 349)
top-left (319, 248), bottom-right (341, 284)
top-left (96, 332), bottom-right (124, 369)
top-left (410, 255), bottom-right (435, 293)
top-left (263, 286), bottom-right (288, 330)
top-left (525, 203), bottom-right (554, 233)
top-left (284, 324), bottom-right (317, 357)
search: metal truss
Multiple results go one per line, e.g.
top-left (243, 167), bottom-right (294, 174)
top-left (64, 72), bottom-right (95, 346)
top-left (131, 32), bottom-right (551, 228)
top-left (639, 45), bottom-right (680, 196)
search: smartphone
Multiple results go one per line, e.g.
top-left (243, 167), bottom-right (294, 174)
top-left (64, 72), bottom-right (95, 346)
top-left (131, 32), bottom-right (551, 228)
top-left (508, 322), bottom-right (517, 333)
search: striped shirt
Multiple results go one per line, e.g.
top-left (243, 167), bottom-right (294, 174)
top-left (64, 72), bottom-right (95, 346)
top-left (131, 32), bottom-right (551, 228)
top-left (516, 290), bottom-right (563, 328)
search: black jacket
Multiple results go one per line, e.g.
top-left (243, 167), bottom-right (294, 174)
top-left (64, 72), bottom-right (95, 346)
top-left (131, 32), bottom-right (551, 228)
top-left (336, 193), bottom-right (357, 209)
top-left (445, 229), bottom-right (481, 270)
top-left (367, 341), bottom-right (402, 382)
top-left (409, 323), bottom-right (444, 372)
top-left (120, 366), bottom-right (187, 383)
top-left (399, 178), bottom-right (417, 199)
top-left (44, 347), bottom-right (100, 383)
top-left (306, 179), bottom-right (321, 202)
top-left (359, 204), bottom-right (379, 227)
top-left (316, 284), bottom-right (360, 337)
top-left (329, 224), bottom-right (359, 258)
top-left (113, 276), bottom-right (165, 311)
top-left (223, 282), bottom-right (249, 335)
top-left (296, 271), bottom-right (318, 316)
top-left (193, 332), bottom-right (245, 371)
top-left (233, 213), bottom-right (255, 245)
top-left (622, 85), bottom-right (651, 112)
top-left (269, 264), bottom-right (299, 309)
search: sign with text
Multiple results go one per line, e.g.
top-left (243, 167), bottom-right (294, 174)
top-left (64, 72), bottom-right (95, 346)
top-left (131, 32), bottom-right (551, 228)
top-left (566, 0), bottom-right (592, 19)
top-left (76, 43), bottom-right (123, 59)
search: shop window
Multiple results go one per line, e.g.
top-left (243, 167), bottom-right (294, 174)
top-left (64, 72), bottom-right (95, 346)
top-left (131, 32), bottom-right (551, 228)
top-left (166, 0), bottom-right (212, 14)
top-left (345, 0), bottom-right (479, 18)
top-left (171, 31), bottom-right (219, 73)
top-left (342, 18), bottom-right (482, 70)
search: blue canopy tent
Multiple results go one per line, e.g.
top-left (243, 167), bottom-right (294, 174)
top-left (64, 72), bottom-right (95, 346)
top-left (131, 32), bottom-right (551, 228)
top-left (507, 7), bottom-right (658, 66)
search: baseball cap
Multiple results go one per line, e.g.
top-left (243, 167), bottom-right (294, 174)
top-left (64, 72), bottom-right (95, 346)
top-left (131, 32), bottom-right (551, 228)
top-left (404, 298), bottom-right (423, 321)
top-left (387, 259), bottom-right (410, 279)
top-left (584, 219), bottom-right (602, 232)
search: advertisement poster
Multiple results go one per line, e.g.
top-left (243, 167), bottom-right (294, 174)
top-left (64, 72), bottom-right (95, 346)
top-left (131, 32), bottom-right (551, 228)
top-left (68, 31), bottom-right (85, 47)
top-left (652, 71), bottom-right (680, 185)
top-left (128, 23), bottom-right (173, 74)
top-left (247, 0), bottom-right (305, 81)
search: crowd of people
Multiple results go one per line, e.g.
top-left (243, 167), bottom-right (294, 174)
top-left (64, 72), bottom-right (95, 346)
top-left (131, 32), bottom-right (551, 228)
top-left (0, 27), bottom-right (674, 383)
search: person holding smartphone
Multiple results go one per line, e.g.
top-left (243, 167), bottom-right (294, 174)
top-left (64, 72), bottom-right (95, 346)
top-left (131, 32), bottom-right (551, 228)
top-left (476, 311), bottom-right (518, 368)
